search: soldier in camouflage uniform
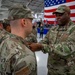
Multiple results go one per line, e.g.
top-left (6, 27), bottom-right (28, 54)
top-left (29, 5), bottom-right (75, 75)
top-left (0, 3), bottom-right (37, 75)
top-left (0, 20), bottom-right (10, 43)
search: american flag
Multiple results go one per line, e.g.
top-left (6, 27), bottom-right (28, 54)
top-left (44, 0), bottom-right (75, 24)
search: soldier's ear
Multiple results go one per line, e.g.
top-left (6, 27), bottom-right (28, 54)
top-left (21, 19), bottom-right (26, 26)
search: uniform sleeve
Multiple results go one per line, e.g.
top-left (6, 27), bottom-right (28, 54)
top-left (0, 38), bottom-right (36, 75)
top-left (40, 26), bottom-right (75, 57)
top-left (39, 29), bottom-right (51, 53)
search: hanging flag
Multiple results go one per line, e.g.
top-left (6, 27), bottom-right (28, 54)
top-left (44, 0), bottom-right (75, 24)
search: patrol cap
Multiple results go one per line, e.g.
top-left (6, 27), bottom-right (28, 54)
top-left (8, 3), bottom-right (34, 20)
top-left (53, 5), bottom-right (70, 14)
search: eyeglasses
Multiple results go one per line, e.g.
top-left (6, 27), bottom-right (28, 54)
top-left (55, 13), bottom-right (65, 17)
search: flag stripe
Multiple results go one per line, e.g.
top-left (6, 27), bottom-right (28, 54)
top-left (45, 1), bottom-right (75, 10)
top-left (66, 0), bottom-right (75, 2)
top-left (70, 5), bottom-right (75, 9)
top-left (44, 5), bottom-right (75, 13)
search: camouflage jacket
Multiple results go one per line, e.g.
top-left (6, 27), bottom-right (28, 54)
top-left (40, 20), bottom-right (75, 75)
top-left (25, 33), bottom-right (37, 43)
top-left (32, 27), bottom-right (37, 38)
top-left (0, 29), bottom-right (10, 42)
top-left (0, 33), bottom-right (36, 75)
top-left (25, 33), bottom-right (37, 75)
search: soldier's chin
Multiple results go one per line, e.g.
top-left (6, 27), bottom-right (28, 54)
top-left (57, 22), bottom-right (61, 25)
top-left (57, 21), bottom-right (61, 25)
top-left (58, 23), bottom-right (64, 26)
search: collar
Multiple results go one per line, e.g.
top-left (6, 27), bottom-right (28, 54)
top-left (57, 19), bottom-right (73, 31)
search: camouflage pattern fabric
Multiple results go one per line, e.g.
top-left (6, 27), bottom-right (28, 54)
top-left (0, 33), bottom-right (36, 75)
top-left (0, 29), bottom-right (10, 75)
top-left (40, 20), bottom-right (75, 75)
top-left (25, 33), bottom-right (37, 43)
top-left (25, 33), bottom-right (37, 75)
top-left (32, 26), bottom-right (37, 38)
top-left (0, 29), bottom-right (10, 41)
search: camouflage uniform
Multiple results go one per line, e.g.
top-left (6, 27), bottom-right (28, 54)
top-left (0, 29), bottom-right (10, 42)
top-left (0, 29), bottom-right (10, 75)
top-left (25, 33), bottom-right (37, 43)
top-left (0, 33), bottom-right (36, 75)
top-left (0, 4), bottom-right (37, 75)
top-left (25, 33), bottom-right (37, 75)
top-left (40, 5), bottom-right (75, 75)
top-left (40, 20), bottom-right (75, 75)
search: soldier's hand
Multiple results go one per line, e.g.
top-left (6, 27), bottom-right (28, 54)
top-left (29, 43), bottom-right (43, 52)
top-left (26, 42), bottom-right (32, 45)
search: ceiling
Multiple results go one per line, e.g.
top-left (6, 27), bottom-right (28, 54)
top-left (0, 0), bottom-right (44, 20)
